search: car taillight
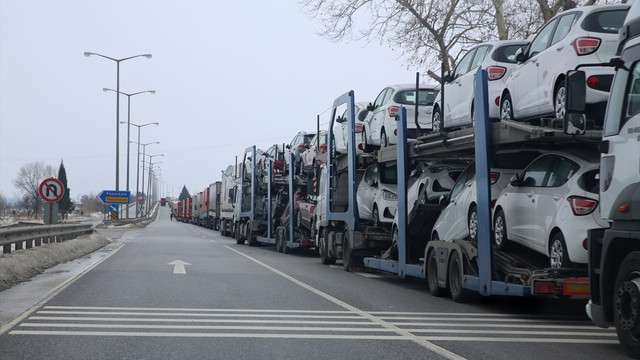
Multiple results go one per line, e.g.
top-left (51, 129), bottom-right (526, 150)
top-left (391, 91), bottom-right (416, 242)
top-left (490, 172), bottom-right (499, 185)
top-left (358, 143), bottom-right (364, 150)
top-left (583, 238), bottom-right (588, 250)
top-left (389, 106), bottom-right (400, 118)
top-left (486, 66), bottom-right (507, 81)
top-left (298, 144), bottom-right (305, 149)
top-left (394, 129), bottom-right (397, 136)
top-left (319, 144), bottom-right (327, 153)
top-left (355, 123), bottom-right (363, 133)
top-left (572, 37), bottom-right (601, 56)
top-left (587, 76), bottom-right (600, 89)
top-left (567, 196), bottom-right (598, 216)
top-left (495, 96), bottom-right (501, 106)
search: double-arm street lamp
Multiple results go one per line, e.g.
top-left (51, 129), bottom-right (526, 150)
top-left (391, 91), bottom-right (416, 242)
top-left (126, 123), bottom-right (159, 217)
top-left (145, 154), bottom-right (164, 216)
top-left (84, 51), bottom-right (152, 192)
top-left (133, 142), bottom-right (159, 217)
top-left (103, 88), bottom-right (155, 218)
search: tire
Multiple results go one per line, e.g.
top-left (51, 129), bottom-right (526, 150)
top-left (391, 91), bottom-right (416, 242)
top-left (554, 83), bottom-right (566, 120)
top-left (380, 129), bottom-right (388, 148)
top-left (500, 92), bottom-right (514, 122)
top-left (493, 209), bottom-right (508, 251)
top-left (432, 106), bottom-right (442, 133)
top-left (427, 248), bottom-right (444, 297)
top-left (235, 225), bottom-right (244, 245)
top-left (470, 102), bottom-right (475, 128)
top-left (372, 205), bottom-right (380, 227)
top-left (449, 250), bottom-right (471, 303)
top-left (220, 220), bottom-right (226, 236)
top-left (343, 230), bottom-right (353, 271)
top-left (614, 252), bottom-right (640, 357)
top-left (296, 210), bottom-right (302, 229)
top-left (283, 231), bottom-right (290, 254)
top-left (276, 229), bottom-right (283, 253)
top-left (319, 228), bottom-right (335, 265)
top-left (468, 205), bottom-right (478, 245)
top-left (549, 232), bottom-right (571, 269)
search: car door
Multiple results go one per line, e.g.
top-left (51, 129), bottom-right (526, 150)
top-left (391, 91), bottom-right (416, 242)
top-left (503, 155), bottom-right (554, 246)
top-left (445, 48), bottom-right (476, 127)
top-left (529, 155), bottom-right (578, 250)
top-left (438, 164), bottom-right (475, 240)
top-left (367, 88), bottom-right (391, 145)
top-left (535, 13), bottom-right (578, 116)
top-left (509, 18), bottom-right (559, 118)
top-left (356, 165), bottom-right (378, 221)
top-left (453, 45), bottom-right (491, 127)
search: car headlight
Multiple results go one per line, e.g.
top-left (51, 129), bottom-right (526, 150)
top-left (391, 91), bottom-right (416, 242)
top-left (382, 190), bottom-right (398, 201)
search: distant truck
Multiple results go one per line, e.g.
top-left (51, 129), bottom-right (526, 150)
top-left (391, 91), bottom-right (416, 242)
top-left (220, 164), bottom-right (239, 236)
top-left (160, 198), bottom-right (167, 206)
top-left (565, 3), bottom-right (640, 355)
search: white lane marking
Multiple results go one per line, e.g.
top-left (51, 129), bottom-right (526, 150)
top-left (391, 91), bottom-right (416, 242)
top-left (28, 316), bottom-right (380, 325)
top-left (210, 239), bottom-right (217, 243)
top-left (416, 337), bottom-right (618, 344)
top-left (9, 330), bottom-right (407, 339)
top-left (36, 311), bottom-right (364, 319)
top-left (0, 243), bottom-right (127, 336)
top-left (224, 245), bottom-right (466, 360)
top-left (43, 306), bottom-right (353, 314)
top-left (357, 273), bottom-right (380, 278)
top-left (167, 260), bottom-right (191, 275)
top-left (20, 323), bottom-right (396, 332)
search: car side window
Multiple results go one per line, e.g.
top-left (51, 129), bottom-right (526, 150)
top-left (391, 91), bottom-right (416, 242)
top-left (373, 89), bottom-right (389, 108)
top-left (529, 18), bottom-right (558, 57)
top-left (470, 46), bottom-right (490, 71)
top-left (453, 49), bottom-right (477, 79)
top-left (551, 13), bottom-right (577, 45)
top-left (450, 164), bottom-right (474, 200)
top-left (547, 157), bottom-right (579, 187)
top-left (520, 155), bottom-right (554, 187)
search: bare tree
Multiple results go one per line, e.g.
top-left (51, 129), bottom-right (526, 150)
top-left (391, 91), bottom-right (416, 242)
top-left (80, 193), bottom-right (103, 214)
top-left (13, 161), bottom-right (56, 219)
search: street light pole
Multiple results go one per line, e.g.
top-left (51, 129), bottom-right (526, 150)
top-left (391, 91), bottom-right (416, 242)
top-left (146, 154), bottom-right (164, 216)
top-left (84, 51), bottom-right (152, 193)
top-left (127, 123), bottom-right (159, 217)
top-left (103, 88), bottom-right (155, 218)
top-left (136, 142), bottom-right (159, 217)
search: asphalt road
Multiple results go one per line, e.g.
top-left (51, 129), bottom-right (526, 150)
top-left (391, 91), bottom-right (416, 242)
top-left (0, 207), bottom-right (632, 359)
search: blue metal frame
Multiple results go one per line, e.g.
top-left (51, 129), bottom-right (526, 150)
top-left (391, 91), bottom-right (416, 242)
top-left (287, 153), bottom-right (296, 250)
top-left (326, 91), bottom-right (361, 233)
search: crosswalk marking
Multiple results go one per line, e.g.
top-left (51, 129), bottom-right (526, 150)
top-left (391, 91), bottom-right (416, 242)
top-left (10, 306), bottom-right (617, 344)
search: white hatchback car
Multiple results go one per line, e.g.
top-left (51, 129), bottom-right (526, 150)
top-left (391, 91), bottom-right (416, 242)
top-left (492, 150), bottom-right (609, 269)
top-left (432, 40), bottom-right (528, 131)
top-left (356, 163), bottom-right (398, 227)
top-left (334, 101), bottom-right (369, 155)
top-left (431, 150), bottom-right (543, 244)
top-left (500, 4), bottom-right (630, 126)
top-left (362, 84), bottom-right (439, 151)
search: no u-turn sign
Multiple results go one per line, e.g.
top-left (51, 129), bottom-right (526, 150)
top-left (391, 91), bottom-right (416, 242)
top-left (39, 178), bottom-right (65, 203)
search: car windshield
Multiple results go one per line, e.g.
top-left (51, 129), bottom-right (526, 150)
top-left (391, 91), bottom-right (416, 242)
top-left (581, 9), bottom-right (629, 34)
top-left (394, 89), bottom-right (439, 106)
top-left (492, 44), bottom-right (527, 63)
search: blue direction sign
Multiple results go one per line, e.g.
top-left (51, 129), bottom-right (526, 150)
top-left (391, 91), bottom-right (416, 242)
top-left (108, 204), bottom-right (119, 212)
top-left (98, 190), bottom-right (131, 204)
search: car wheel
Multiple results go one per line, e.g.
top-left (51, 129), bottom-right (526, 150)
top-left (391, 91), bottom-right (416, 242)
top-left (432, 106), bottom-right (442, 132)
top-left (418, 185), bottom-right (427, 206)
top-left (554, 83), bottom-right (566, 120)
top-left (468, 204), bottom-right (478, 246)
top-left (372, 205), bottom-right (380, 227)
top-left (427, 249), bottom-right (444, 297)
top-left (500, 92), bottom-right (514, 122)
top-left (613, 252), bottom-right (640, 357)
top-left (470, 102), bottom-right (475, 128)
top-left (449, 250), bottom-right (471, 303)
top-left (493, 209), bottom-right (508, 251)
top-left (549, 232), bottom-right (571, 269)
top-left (380, 129), bottom-right (388, 148)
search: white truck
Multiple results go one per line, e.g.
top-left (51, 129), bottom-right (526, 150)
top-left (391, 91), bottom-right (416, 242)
top-left (219, 164), bottom-right (239, 237)
top-left (565, 3), bottom-right (640, 355)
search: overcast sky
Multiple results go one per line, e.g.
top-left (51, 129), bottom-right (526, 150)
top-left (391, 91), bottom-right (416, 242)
top-left (1, 1), bottom-right (426, 203)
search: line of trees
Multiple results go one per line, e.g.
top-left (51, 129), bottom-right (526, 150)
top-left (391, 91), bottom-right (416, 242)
top-left (298, 0), bottom-right (625, 80)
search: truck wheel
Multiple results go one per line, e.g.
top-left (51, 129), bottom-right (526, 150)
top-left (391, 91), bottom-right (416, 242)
top-left (235, 226), bottom-right (244, 245)
top-left (343, 231), bottom-right (353, 271)
top-left (283, 231), bottom-right (290, 254)
top-left (426, 249), bottom-right (444, 297)
top-left (614, 252), bottom-right (640, 357)
top-left (449, 250), bottom-right (471, 303)
top-left (549, 232), bottom-right (571, 269)
top-left (493, 209), bottom-right (509, 251)
top-left (319, 229), bottom-right (335, 265)
top-left (276, 229), bottom-right (283, 253)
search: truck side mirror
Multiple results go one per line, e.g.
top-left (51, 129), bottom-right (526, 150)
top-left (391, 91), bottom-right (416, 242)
top-left (564, 70), bottom-right (587, 135)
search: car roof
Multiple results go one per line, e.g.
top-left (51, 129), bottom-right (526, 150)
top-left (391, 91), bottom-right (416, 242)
top-left (389, 84), bottom-right (440, 91)
top-left (556, 3), bottom-right (630, 17)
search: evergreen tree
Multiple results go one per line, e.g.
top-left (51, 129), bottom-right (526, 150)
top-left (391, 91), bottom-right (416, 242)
top-left (57, 160), bottom-right (74, 219)
top-left (178, 185), bottom-right (191, 201)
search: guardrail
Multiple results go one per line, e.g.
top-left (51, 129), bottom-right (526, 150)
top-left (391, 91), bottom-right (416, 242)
top-left (0, 223), bottom-right (94, 254)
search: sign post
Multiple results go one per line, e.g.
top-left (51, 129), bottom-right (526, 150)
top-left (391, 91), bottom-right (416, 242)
top-left (39, 178), bottom-right (65, 224)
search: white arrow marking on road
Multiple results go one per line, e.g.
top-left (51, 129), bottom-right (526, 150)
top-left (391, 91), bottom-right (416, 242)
top-left (167, 260), bottom-right (191, 275)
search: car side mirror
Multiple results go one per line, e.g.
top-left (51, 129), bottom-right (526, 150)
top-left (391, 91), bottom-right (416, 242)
top-left (336, 115), bottom-right (346, 124)
top-left (439, 194), bottom-right (448, 206)
top-left (286, 144), bottom-right (291, 149)
top-left (510, 174), bottom-right (521, 187)
top-left (564, 70), bottom-right (587, 135)
top-left (367, 103), bottom-right (375, 111)
top-left (442, 72), bottom-right (453, 83)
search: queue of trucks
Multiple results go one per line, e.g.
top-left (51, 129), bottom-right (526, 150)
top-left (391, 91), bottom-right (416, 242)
top-left (170, 4), bottom-right (640, 356)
